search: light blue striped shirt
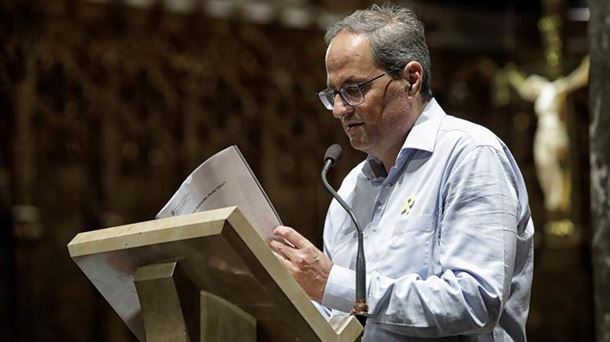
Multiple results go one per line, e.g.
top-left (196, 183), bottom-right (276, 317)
top-left (321, 99), bottom-right (534, 341)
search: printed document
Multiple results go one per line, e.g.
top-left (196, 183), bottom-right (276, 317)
top-left (157, 146), bottom-right (282, 240)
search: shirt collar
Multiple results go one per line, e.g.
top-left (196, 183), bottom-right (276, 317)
top-left (362, 98), bottom-right (446, 180)
top-left (402, 98), bottom-right (446, 153)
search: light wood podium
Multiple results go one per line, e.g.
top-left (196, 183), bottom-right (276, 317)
top-left (67, 206), bottom-right (363, 341)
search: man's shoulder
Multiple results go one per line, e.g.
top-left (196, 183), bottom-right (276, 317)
top-left (437, 114), bottom-right (505, 151)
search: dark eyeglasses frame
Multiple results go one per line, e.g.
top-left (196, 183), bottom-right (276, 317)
top-left (317, 73), bottom-right (386, 110)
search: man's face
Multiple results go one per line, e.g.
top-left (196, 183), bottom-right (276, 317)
top-left (325, 31), bottom-right (411, 160)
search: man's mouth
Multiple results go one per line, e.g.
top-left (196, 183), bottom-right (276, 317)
top-left (346, 123), bottom-right (364, 132)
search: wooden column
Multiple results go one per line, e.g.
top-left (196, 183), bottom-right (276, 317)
top-left (589, 0), bottom-right (610, 341)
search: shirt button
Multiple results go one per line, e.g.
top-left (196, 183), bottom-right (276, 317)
top-left (385, 183), bottom-right (393, 188)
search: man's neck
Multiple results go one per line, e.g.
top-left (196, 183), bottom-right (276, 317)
top-left (379, 140), bottom-right (406, 172)
top-left (379, 97), bottom-right (430, 171)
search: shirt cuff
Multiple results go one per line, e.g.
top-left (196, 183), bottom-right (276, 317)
top-left (322, 264), bottom-right (357, 313)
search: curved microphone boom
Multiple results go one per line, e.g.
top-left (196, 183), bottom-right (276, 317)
top-left (321, 144), bottom-right (368, 326)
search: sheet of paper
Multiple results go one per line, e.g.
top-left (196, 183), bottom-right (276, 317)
top-left (157, 146), bottom-right (282, 240)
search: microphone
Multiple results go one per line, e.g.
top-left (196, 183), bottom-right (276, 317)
top-left (322, 143), bottom-right (342, 173)
top-left (321, 144), bottom-right (368, 326)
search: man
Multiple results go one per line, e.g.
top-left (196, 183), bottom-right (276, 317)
top-left (268, 3), bottom-right (534, 341)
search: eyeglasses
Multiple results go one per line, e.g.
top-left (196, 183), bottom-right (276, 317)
top-left (317, 73), bottom-right (386, 110)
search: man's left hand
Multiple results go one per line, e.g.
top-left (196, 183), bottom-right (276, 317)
top-left (268, 225), bottom-right (333, 302)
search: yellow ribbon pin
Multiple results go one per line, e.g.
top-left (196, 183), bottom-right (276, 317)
top-left (401, 196), bottom-right (415, 215)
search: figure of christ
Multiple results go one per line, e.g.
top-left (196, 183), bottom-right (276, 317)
top-left (505, 56), bottom-right (589, 213)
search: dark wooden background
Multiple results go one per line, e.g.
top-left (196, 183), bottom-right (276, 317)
top-left (0, 0), bottom-right (595, 341)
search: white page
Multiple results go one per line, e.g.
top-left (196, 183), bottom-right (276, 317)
top-left (157, 146), bottom-right (282, 240)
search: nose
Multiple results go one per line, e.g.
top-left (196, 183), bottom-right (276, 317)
top-left (331, 93), bottom-right (353, 119)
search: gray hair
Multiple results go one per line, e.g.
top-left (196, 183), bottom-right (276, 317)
top-left (325, 3), bottom-right (432, 100)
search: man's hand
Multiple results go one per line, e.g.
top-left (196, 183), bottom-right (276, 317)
top-left (268, 226), bottom-right (333, 302)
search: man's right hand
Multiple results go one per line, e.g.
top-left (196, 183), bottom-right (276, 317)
top-left (268, 226), bottom-right (333, 302)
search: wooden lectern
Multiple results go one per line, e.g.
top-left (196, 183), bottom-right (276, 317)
top-left (67, 206), bottom-right (363, 341)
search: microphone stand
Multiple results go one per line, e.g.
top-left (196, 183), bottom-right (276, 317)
top-left (321, 158), bottom-right (368, 326)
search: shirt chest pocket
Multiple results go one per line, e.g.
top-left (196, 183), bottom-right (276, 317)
top-left (382, 214), bottom-right (435, 276)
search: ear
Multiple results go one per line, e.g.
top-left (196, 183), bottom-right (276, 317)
top-left (400, 61), bottom-right (424, 97)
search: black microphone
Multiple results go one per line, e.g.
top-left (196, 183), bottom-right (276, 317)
top-left (321, 144), bottom-right (368, 326)
top-left (322, 144), bottom-right (342, 174)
